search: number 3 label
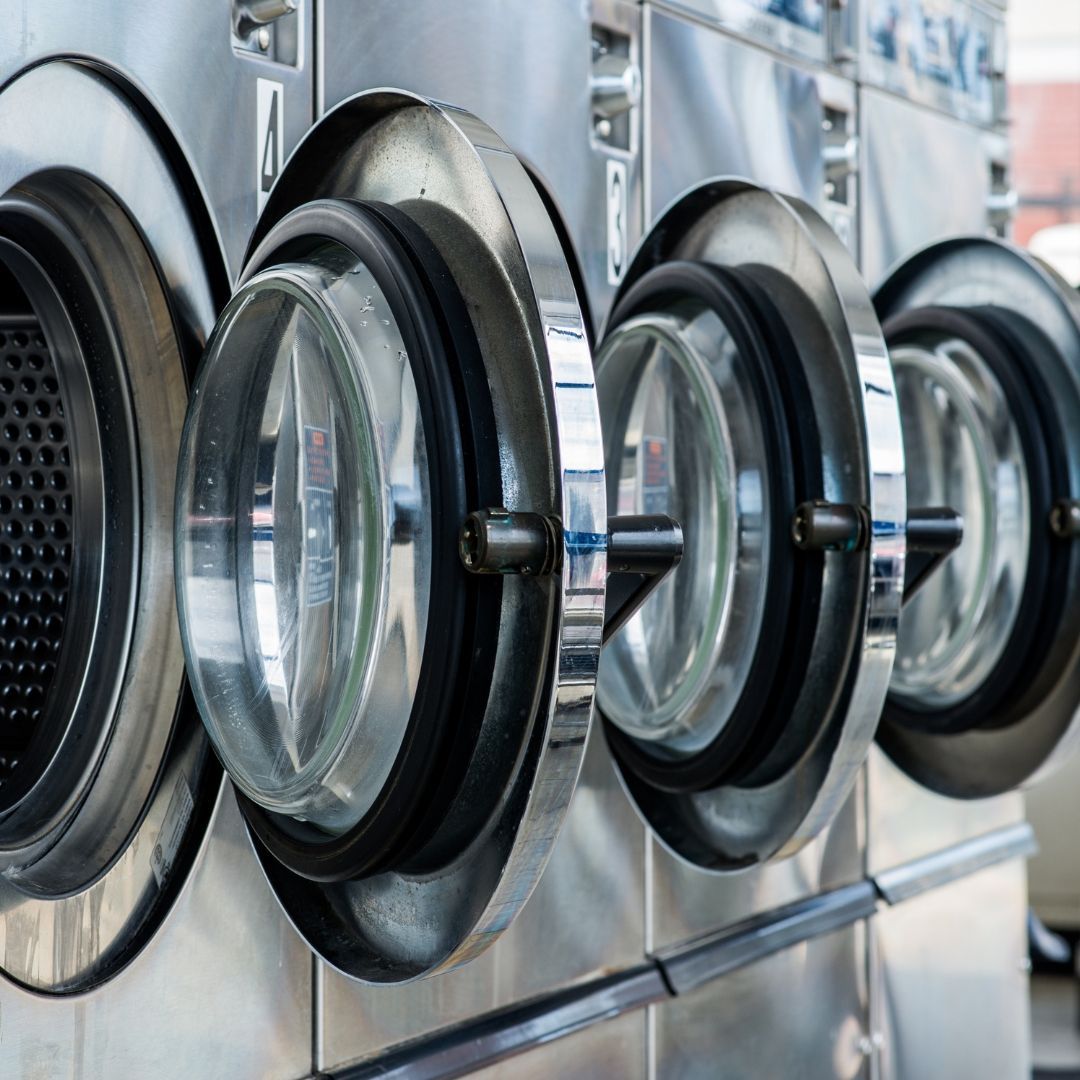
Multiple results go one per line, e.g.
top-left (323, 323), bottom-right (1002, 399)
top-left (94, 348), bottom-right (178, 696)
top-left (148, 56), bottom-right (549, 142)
top-left (606, 159), bottom-right (628, 286)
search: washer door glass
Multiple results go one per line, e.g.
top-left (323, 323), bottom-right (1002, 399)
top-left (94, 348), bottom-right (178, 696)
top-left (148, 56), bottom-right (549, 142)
top-left (596, 300), bottom-right (772, 758)
top-left (177, 240), bottom-right (427, 836)
top-left (875, 239), bottom-right (1080, 798)
top-left (890, 331), bottom-right (1029, 711)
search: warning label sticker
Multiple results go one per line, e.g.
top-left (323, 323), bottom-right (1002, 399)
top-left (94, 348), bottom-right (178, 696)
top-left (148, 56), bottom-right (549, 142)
top-left (304, 425), bottom-right (335, 607)
top-left (150, 774), bottom-right (195, 889)
top-left (641, 435), bottom-right (670, 515)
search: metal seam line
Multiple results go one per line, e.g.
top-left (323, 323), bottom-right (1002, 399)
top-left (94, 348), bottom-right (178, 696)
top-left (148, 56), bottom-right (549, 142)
top-left (872, 822), bottom-right (1037, 905)
top-left (654, 882), bottom-right (880, 996)
top-left (323, 825), bottom-right (1036, 1078)
top-left (327, 966), bottom-right (669, 1080)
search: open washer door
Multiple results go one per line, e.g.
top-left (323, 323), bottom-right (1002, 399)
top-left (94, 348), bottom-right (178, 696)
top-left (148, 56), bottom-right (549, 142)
top-left (876, 238), bottom-right (1080, 797)
top-left (174, 91), bottom-right (609, 984)
top-left (0, 62), bottom-right (225, 992)
top-left (594, 180), bottom-right (908, 870)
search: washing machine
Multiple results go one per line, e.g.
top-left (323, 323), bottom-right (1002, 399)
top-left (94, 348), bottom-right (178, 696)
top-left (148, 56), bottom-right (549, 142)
top-left (0, 2), bottom-right (316, 1076)
top-left (298, 2), bottom-right (907, 1076)
top-left (0, 2), bottom-right (1056, 1079)
top-left (859, 2), bottom-right (1080, 1076)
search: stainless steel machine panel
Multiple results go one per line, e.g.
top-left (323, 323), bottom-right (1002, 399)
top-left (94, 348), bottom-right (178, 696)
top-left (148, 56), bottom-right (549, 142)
top-left (870, 859), bottom-right (1031, 1079)
top-left (0, 0), bottom-right (314, 278)
top-left (859, 0), bottom-right (1004, 127)
top-left (317, 730), bottom-right (647, 1072)
top-left (866, 747), bottom-right (1022, 874)
top-left (471, 1010), bottom-right (647, 1080)
top-left (647, 0), bottom-right (835, 68)
top-left (650, 923), bottom-right (871, 1078)
top-left (645, 6), bottom-right (858, 255)
top-left (0, 794), bottom-right (312, 1079)
top-left (650, 786), bottom-right (862, 950)
top-left (860, 88), bottom-right (1008, 286)
top-left (319, 0), bottom-right (642, 334)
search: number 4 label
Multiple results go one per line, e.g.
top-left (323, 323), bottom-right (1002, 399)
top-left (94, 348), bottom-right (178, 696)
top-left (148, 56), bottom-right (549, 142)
top-left (606, 159), bottom-right (628, 286)
top-left (257, 79), bottom-right (284, 214)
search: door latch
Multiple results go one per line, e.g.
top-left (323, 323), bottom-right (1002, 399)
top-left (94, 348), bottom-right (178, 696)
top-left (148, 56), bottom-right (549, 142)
top-left (459, 509), bottom-right (683, 643)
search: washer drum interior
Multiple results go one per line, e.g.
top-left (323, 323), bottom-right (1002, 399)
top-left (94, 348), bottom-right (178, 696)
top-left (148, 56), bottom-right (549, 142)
top-left (0, 60), bottom-right (222, 995)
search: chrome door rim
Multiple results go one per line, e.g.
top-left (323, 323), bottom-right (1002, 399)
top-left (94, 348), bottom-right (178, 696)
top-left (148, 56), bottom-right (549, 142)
top-left (213, 89), bottom-right (605, 984)
top-left (0, 61), bottom-right (223, 992)
top-left (600, 179), bottom-right (905, 869)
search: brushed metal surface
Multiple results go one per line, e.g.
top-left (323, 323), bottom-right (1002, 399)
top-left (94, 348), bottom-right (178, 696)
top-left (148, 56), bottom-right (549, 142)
top-left (646, 0), bottom-right (831, 67)
top-left (319, 0), bottom-right (642, 335)
top-left (0, 0), bottom-right (313, 280)
top-left (858, 0), bottom-right (1002, 128)
top-left (468, 1008), bottom-right (647, 1080)
top-left (0, 794), bottom-right (313, 1079)
top-left (318, 726), bottom-right (647, 1070)
top-left (645, 8), bottom-right (824, 215)
top-left (644, 8), bottom-right (859, 253)
top-left (866, 747), bottom-right (1023, 875)
top-left (651, 923), bottom-right (871, 1079)
top-left (649, 785), bottom-right (863, 950)
top-left (870, 859), bottom-right (1031, 1080)
top-left (859, 89), bottom-right (1003, 287)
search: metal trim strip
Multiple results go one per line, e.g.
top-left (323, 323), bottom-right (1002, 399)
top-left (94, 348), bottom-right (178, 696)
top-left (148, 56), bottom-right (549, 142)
top-left (654, 882), bottom-right (879, 996)
top-left (873, 822), bottom-right (1038, 905)
top-left (325, 966), bottom-right (668, 1080)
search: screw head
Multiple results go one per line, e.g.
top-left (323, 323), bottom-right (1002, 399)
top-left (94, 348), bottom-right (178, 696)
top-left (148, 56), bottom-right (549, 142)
top-left (257, 26), bottom-right (271, 50)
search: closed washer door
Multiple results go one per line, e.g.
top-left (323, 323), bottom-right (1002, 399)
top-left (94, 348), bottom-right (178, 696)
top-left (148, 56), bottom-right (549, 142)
top-left (876, 238), bottom-right (1080, 797)
top-left (175, 90), bottom-right (606, 984)
top-left (594, 180), bottom-right (907, 870)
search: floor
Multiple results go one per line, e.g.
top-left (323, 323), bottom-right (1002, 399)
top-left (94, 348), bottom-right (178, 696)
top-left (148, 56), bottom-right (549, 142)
top-left (1033, 974), bottom-right (1080, 1078)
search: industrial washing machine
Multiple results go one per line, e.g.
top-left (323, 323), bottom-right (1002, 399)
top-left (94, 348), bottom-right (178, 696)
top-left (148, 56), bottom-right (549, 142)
top-left (861, 2), bottom-right (1080, 1077)
top-left (0, 1), bottom-right (1071, 1078)
top-left (301, 2), bottom-right (905, 1075)
top-left (0, 2), bottom-right (317, 1075)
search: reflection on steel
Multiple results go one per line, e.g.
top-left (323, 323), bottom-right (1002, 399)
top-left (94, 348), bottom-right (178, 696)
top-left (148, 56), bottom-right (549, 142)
top-left (874, 823), bottom-right (1036, 905)
top-left (459, 509), bottom-right (563, 576)
top-left (242, 89), bottom-right (607, 984)
top-left (0, 60), bottom-right (222, 994)
top-left (656, 882), bottom-right (878, 995)
top-left (1050, 498), bottom-right (1080, 539)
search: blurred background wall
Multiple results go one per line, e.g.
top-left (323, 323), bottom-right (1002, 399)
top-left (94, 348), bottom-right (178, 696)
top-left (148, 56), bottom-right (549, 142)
top-left (1009, 0), bottom-right (1080, 282)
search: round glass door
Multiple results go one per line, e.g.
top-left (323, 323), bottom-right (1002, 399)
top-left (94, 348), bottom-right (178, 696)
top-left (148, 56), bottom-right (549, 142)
top-left (179, 240), bottom-right (428, 837)
top-left (595, 181), bottom-right (905, 870)
top-left (876, 238), bottom-right (1080, 797)
top-left (174, 92), bottom-right (605, 984)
